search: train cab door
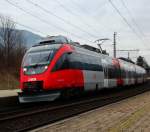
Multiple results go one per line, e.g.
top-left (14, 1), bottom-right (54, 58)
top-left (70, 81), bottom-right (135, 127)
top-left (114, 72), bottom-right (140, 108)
top-left (52, 53), bottom-right (76, 88)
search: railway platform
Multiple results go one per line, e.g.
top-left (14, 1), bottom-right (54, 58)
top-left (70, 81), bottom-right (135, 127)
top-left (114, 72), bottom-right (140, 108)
top-left (0, 89), bottom-right (20, 97)
top-left (34, 90), bottom-right (150, 132)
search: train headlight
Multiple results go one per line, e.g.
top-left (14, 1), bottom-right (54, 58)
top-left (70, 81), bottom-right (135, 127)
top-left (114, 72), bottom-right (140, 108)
top-left (23, 68), bottom-right (27, 72)
top-left (44, 66), bottom-right (48, 69)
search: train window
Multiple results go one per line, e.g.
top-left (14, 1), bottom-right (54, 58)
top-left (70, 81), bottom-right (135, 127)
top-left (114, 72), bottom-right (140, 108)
top-left (53, 52), bottom-right (103, 71)
top-left (117, 67), bottom-right (120, 78)
top-left (52, 53), bottom-right (69, 71)
top-left (112, 67), bottom-right (118, 78)
top-left (103, 66), bottom-right (108, 78)
top-left (107, 64), bottom-right (116, 79)
top-left (120, 68), bottom-right (125, 78)
top-left (81, 55), bottom-right (89, 70)
top-left (68, 53), bottom-right (84, 70)
top-left (68, 53), bottom-right (76, 68)
top-left (61, 55), bottom-right (69, 69)
top-left (23, 50), bottom-right (55, 67)
top-left (68, 53), bottom-right (83, 69)
top-left (85, 55), bottom-right (103, 71)
top-left (76, 54), bottom-right (84, 69)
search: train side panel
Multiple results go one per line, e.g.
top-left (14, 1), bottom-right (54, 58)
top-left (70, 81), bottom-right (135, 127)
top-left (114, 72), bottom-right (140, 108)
top-left (83, 70), bottom-right (104, 91)
top-left (49, 69), bottom-right (84, 89)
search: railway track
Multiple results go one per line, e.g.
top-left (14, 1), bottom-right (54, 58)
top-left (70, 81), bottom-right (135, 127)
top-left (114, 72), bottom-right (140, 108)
top-left (0, 82), bottom-right (150, 132)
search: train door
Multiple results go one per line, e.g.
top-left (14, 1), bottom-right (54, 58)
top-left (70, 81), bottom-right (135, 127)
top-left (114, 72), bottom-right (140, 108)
top-left (83, 56), bottom-right (104, 91)
top-left (104, 66), bottom-right (109, 88)
top-left (52, 53), bottom-right (77, 88)
top-left (102, 58), bottom-right (109, 88)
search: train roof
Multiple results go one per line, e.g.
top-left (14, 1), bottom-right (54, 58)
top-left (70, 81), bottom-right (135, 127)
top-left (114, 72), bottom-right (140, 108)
top-left (28, 44), bottom-right (62, 53)
top-left (33, 35), bottom-right (82, 48)
top-left (118, 57), bottom-right (135, 64)
top-left (31, 35), bottom-right (111, 58)
top-left (30, 35), bottom-right (145, 71)
top-left (32, 35), bottom-right (103, 53)
top-left (39, 35), bottom-right (69, 44)
top-left (118, 58), bottom-right (145, 72)
top-left (29, 40), bottom-right (145, 72)
top-left (81, 45), bottom-right (101, 53)
top-left (32, 35), bottom-right (110, 55)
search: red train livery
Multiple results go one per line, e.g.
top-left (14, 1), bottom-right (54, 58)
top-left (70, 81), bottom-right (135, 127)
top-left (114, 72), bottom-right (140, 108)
top-left (19, 36), bottom-right (146, 103)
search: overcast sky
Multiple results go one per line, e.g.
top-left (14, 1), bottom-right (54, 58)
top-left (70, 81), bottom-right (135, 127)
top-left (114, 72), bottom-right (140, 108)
top-left (0, 0), bottom-right (150, 63)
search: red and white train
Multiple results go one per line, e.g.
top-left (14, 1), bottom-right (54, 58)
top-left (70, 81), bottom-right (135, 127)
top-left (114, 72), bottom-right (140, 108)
top-left (19, 36), bottom-right (147, 103)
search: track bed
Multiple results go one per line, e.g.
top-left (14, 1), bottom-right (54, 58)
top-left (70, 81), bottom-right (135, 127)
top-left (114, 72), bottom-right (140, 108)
top-left (0, 82), bottom-right (150, 132)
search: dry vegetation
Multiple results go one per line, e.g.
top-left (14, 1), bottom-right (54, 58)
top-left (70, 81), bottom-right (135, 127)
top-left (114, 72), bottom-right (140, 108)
top-left (0, 72), bottom-right (19, 90)
top-left (0, 15), bottom-right (26, 90)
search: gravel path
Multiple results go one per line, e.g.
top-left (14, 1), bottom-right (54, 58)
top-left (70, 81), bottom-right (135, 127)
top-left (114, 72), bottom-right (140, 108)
top-left (33, 91), bottom-right (150, 132)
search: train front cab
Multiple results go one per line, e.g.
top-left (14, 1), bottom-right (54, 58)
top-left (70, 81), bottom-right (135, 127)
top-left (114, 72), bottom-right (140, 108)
top-left (19, 44), bottom-right (84, 102)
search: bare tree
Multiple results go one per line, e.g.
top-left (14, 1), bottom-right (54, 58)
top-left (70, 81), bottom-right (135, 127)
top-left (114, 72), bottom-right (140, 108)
top-left (0, 15), bottom-right (15, 66)
top-left (0, 15), bottom-right (26, 75)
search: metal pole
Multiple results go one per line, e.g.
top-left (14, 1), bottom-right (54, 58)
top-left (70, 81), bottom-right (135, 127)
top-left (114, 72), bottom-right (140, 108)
top-left (113, 32), bottom-right (117, 58)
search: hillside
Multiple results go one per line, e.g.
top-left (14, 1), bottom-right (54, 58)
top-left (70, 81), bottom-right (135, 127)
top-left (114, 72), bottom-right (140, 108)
top-left (0, 28), bottom-right (43, 48)
top-left (21, 30), bottom-right (43, 47)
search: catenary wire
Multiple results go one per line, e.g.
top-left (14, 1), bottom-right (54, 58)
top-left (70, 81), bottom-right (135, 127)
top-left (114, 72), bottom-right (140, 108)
top-left (5, 0), bottom-right (94, 43)
top-left (71, 0), bottom-right (113, 32)
top-left (108, 0), bottom-right (150, 48)
top-left (26, 0), bottom-right (99, 39)
top-left (120, 0), bottom-right (150, 48)
top-left (53, 0), bottom-right (100, 34)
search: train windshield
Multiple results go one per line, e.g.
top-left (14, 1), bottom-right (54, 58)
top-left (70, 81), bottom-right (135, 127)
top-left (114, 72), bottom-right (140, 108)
top-left (23, 50), bottom-right (54, 67)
